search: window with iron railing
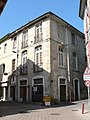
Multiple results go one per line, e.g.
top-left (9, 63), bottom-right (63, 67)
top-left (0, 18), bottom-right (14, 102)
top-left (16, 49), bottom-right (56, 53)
top-left (58, 46), bottom-right (64, 67)
top-left (73, 52), bottom-right (78, 70)
top-left (21, 40), bottom-right (28, 48)
top-left (33, 64), bottom-right (43, 72)
top-left (12, 59), bottom-right (16, 72)
top-left (21, 31), bottom-right (28, 48)
top-left (20, 65), bottom-right (28, 75)
top-left (34, 23), bottom-right (43, 43)
top-left (13, 37), bottom-right (17, 49)
top-left (34, 45), bottom-right (43, 72)
top-left (71, 33), bottom-right (76, 46)
top-left (34, 33), bottom-right (43, 43)
top-left (20, 50), bottom-right (28, 75)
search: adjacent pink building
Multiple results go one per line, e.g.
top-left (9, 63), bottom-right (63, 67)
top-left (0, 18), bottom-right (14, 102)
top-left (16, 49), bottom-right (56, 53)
top-left (79, 0), bottom-right (90, 68)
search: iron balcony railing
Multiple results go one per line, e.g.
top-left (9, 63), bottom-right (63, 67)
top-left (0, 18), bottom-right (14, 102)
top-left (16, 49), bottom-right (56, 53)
top-left (21, 40), bottom-right (28, 49)
top-left (20, 65), bottom-right (28, 75)
top-left (34, 33), bottom-right (43, 43)
top-left (33, 64), bottom-right (43, 72)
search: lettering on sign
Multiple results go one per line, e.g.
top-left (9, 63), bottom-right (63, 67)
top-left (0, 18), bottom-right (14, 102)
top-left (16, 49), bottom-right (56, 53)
top-left (83, 67), bottom-right (90, 81)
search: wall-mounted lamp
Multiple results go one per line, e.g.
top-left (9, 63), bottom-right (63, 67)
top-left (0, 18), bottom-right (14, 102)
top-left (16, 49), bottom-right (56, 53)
top-left (4, 73), bottom-right (8, 76)
top-left (50, 80), bottom-right (53, 83)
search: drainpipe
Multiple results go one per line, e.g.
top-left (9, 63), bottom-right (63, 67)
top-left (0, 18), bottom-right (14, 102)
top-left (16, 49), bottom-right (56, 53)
top-left (65, 25), bottom-right (71, 102)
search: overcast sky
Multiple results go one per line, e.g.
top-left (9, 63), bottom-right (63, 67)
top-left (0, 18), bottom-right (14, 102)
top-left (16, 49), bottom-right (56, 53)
top-left (0, 0), bottom-right (84, 38)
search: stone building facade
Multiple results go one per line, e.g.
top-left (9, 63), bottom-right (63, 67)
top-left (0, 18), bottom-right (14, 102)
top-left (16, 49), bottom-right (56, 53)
top-left (0, 12), bottom-right (87, 103)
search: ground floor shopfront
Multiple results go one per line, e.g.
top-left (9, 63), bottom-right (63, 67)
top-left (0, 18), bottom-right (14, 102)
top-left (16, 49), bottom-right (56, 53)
top-left (0, 75), bottom-right (82, 103)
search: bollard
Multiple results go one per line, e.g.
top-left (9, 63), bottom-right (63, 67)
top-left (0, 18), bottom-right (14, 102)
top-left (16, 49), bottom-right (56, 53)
top-left (82, 102), bottom-right (84, 114)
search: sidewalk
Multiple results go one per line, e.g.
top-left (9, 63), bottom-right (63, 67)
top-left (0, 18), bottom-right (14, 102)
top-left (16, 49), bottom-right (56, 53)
top-left (0, 100), bottom-right (90, 120)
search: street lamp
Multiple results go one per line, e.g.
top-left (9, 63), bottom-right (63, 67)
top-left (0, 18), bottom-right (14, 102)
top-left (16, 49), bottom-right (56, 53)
top-left (12, 32), bottom-right (19, 101)
top-left (12, 50), bottom-right (19, 101)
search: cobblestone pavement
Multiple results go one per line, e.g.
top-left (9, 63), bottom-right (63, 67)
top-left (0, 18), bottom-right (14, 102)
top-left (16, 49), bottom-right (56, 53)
top-left (0, 100), bottom-right (90, 120)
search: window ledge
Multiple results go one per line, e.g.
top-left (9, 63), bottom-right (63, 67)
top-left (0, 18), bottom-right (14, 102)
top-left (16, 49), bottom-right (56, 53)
top-left (58, 66), bottom-right (65, 69)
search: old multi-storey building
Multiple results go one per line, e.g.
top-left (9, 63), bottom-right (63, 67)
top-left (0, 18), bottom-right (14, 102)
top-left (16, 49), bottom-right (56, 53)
top-left (0, 12), bottom-right (87, 103)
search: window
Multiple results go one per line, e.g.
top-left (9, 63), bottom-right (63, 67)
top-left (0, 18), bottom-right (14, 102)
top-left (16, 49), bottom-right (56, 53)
top-left (22, 51), bottom-right (27, 65)
top-left (71, 33), bottom-right (75, 45)
top-left (12, 59), bottom-right (15, 71)
top-left (3, 64), bottom-right (5, 73)
top-left (34, 45), bottom-right (43, 72)
top-left (13, 37), bottom-right (17, 49)
top-left (58, 46), bottom-right (64, 67)
top-left (4, 44), bottom-right (7, 53)
top-left (20, 80), bottom-right (27, 85)
top-left (35, 46), bottom-right (42, 66)
top-left (73, 52), bottom-right (78, 70)
top-left (20, 50), bottom-right (28, 74)
top-left (0, 64), bottom-right (5, 74)
top-left (60, 78), bottom-right (66, 85)
top-left (11, 75), bottom-right (16, 83)
top-left (35, 23), bottom-right (43, 43)
top-left (33, 78), bottom-right (43, 85)
top-left (22, 31), bottom-right (28, 48)
top-left (0, 47), bottom-right (1, 55)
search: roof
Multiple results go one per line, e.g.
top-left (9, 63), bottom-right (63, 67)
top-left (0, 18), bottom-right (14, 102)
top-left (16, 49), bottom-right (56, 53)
top-left (79, 0), bottom-right (87, 19)
top-left (0, 11), bottom-right (85, 43)
top-left (0, 33), bottom-right (10, 44)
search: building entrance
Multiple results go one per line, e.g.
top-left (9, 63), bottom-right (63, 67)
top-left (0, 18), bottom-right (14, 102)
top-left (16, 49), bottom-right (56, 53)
top-left (74, 80), bottom-right (79, 101)
top-left (32, 78), bottom-right (43, 102)
top-left (19, 79), bottom-right (28, 102)
top-left (10, 86), bottom-right (15, 101)
top-left (58, 77), bottom-right (67, 102)
top-left (60, 85), bottom-right (66, 102)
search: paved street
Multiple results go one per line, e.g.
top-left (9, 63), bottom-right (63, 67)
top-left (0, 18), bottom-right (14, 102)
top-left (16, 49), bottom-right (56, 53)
top-left (0, 100), bottom-right (90, 120)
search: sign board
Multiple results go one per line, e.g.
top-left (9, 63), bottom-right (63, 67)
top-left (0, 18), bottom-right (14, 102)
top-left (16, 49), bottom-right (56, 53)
top-left (83, 67), bottom-right (90, 81)
top-left (83, 74), bottom-right (90, 81)
top-left (85, 80), bottom-right (90, 87)
top-left (43, 96), bottom-right (51, 102)
top-left (43, 96), bottom-right (51, 106)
